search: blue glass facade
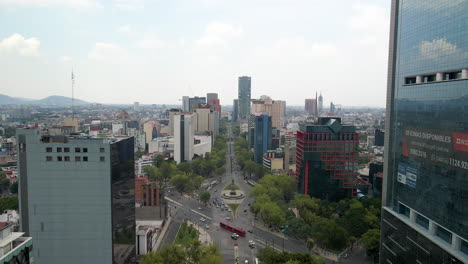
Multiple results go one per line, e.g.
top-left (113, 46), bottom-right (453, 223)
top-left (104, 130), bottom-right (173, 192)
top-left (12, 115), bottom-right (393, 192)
top-left (253, 115), bottom-right (272, 164)
top-left (382, 0), bottom-right (467, 263)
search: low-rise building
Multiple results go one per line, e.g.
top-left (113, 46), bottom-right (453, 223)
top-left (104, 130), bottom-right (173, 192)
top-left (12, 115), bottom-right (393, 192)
top-left (0, 223), bottom-right (33, 264)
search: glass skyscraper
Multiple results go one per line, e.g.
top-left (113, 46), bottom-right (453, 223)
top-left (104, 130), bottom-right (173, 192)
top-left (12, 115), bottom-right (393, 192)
top-left (253, 115), bottom-right (272, 164)
top-left (238, 76), bottom-right (251, 120)
top-left (381, 0), bottom-right (467, 263)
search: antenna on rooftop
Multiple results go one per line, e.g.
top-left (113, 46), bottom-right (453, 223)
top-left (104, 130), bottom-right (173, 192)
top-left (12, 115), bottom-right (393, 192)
top-left (71, 69), bottom-right (75, 119)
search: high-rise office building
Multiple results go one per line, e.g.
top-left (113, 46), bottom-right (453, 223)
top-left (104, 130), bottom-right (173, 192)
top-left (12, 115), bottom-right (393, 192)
top-left (133, 102), bottom-right (140, 112)
top-left (188, 97), bottom-right (206, 112)
top-left (173, 114), bottom-right (195, 163)
top-left (238, 76), bottom-right (251, 120)
top-left (304, 99), bottom-right (317, 116)
top-left (251, 95), bottom-right (286, 128)
top-left (182, 96), bottom-right (190, 112)
top-left (318, 93), bottom-right (323, 114)
top-left (233, 99), bottom-right (239, 121)
top-left (374, 128), bottom-right (385, 147)
top-left (194, 104), bottom-right (218, 136)
top-left (16, 129), bottom-right (136, 264)
top-left (296, 117), bottom-right (359, 201)
top-left (253, 115), bottom-right (272, 164)
top-left (206, 93), bottom-right (218, 102)
top-left (381, 1), bottom-right (468, 263)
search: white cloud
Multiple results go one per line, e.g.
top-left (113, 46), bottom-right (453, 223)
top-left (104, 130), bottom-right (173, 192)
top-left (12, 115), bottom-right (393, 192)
top-left (204, 22), bottom-right (243, 37)
top-left (0, 0), bottom-right (102, 9)
top-left (419, 38), bottom-right (458, 59)
top-left (117, 24), bottom-right (133, 34)
top-left (135, 36), bottom-right (165, 49)
top-left (350, 2), bottom-right (388, 33)
top-left (88, 42), bottom-right (128, 62)
top-left (195, 22), bottom-right (243, 50)
top-left (0, 33), bottom-right (40, 56)
top-left (58, 56), bottom-right (72, 62)
top-left (114, 0), bottom-right (145, 10)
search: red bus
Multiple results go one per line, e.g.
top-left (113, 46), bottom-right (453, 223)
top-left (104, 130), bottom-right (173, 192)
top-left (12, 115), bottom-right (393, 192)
top-left (220, 222), bottom-right (246, 237)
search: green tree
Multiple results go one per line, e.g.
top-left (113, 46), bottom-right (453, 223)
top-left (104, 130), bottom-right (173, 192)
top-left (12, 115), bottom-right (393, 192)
top-left (199, 191), bottom-right (211, 205)
top-left (0, 172), bottom-right (10, 191)
top-left (148, 162), bottom-right (177, 218)
top-left (362, 229), bottom-right (380, 262)
top-left (285, 218), bottom-right (311, 239)
top-left (9, 182), bottom-right (18, 194)
top-left (0, 197), bottom-right (18, 212)
top-left (257, 247), bottom-right (323, 264)
top-left (171, 174), bottom-right (190, 193)
top-left (199, 243), bottom-right (222, 264)
top-left (135, 149), bottom-right (145, 159)
top-left (260, 202), bottom-right (286, 227)
top-left (338, 200), bottom-right (374, 238)
top-left (215, 167), bottom-right (225, 176)
top-left (312, 218), bottom-right (349, 251)
top-left (177, 162), bottom-right (192, 174)
top-left (306, 239), bottom-right (315, 254)
top-left (152, 154), bottom-right (165, 168)
top-left (141, 244), bottom-right (186, 264)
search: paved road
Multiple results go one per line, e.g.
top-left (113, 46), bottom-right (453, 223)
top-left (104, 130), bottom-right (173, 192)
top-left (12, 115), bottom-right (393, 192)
top-left (161, 124), bottom-right (373, 264)
top-left (157, 219), bottom-right (181, 250)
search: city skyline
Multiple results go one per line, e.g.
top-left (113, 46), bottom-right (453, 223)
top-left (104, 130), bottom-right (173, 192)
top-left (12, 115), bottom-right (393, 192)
top-left (0, 0), bottom-right (389, 107)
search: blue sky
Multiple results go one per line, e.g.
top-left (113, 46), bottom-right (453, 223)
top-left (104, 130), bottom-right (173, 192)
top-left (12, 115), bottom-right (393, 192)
top-left (0, 0), bottom-right (390, 106)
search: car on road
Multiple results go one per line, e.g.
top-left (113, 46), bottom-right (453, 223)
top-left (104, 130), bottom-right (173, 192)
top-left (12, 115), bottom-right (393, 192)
top-left (231, 233), bottom-right (239, 240)
top-left (198, 207), bottom-right (202, 210)
top-left (247, 229), bottom-right (253, 233)
top-left (200, 218), bottom-right (206, 222)
top-left (228, 208), bottom-right (231, 212)
top-left (205, 224), bottom-right (210, 229)
top-left (216, 205), bottom-right (219, 208)
top-left (226, 217), bottom-right (231, 220)
top-left (248, 240), bottom-right (255, 248)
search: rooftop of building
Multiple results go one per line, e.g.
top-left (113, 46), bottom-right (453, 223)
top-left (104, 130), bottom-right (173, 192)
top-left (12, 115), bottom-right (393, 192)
top-left (17, 128), bottom-right (132, 144)
top-left (299, 117), bottom-right (356, 134)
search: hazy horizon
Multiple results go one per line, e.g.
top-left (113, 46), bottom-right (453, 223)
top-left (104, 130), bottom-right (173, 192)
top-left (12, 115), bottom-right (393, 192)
top-left (0, 0), bottom-right (390, 107)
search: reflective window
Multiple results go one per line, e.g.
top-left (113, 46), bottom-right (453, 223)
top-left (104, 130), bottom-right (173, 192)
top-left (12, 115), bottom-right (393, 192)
top-left (387, 0), bottom-right (468, 241)
top-left (416, 214), bottom-right (429, 230)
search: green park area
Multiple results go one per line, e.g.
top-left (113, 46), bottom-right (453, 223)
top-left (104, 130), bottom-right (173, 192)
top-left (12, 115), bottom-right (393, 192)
top-left (174, 222), bottom-right (199, 246)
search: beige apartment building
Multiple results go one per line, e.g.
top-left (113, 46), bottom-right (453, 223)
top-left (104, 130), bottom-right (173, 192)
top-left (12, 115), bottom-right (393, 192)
top-left (251, 95), bottom-right (285, 128)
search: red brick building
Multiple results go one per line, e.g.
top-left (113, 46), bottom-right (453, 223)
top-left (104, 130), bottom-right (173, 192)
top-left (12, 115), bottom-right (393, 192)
top-left (135, 177), bottom-right (161, 207)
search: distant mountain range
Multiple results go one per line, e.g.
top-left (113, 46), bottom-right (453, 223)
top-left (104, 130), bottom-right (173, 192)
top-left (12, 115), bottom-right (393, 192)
top-left (0, 94), bottom-right (90, 106)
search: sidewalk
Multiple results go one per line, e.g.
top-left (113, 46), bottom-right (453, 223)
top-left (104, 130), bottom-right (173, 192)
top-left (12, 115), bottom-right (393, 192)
top-left (253, 218), bottom-right (287, 239)
top-left (153, 216), bottom-right (172, 251)
top-left (186, 220), bottom-right (213, 244)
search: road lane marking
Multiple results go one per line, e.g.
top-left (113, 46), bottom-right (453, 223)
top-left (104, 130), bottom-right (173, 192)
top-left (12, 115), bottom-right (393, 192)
top-left (190, 209), bottom-right (213, 220)
top-left (255, 239), bottom-right (282, 252)
top-left (165, 197), bottom-right (183, 207)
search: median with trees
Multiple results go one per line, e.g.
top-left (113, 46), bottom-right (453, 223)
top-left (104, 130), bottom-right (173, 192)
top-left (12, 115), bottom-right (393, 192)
top-left (141, 221), bottom-right (222, 264)
top-left (249, 175), bottom-right (381, 253)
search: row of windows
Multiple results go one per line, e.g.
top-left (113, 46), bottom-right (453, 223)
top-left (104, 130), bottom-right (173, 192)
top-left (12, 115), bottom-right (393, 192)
top-left (404, 69), bottom-right (466, 85)
top-left (45, 156), bottom-right (105, 162)
top-left (46, 147), bottom-right (105, 153)
top-left (397, 203), bottom-right (468, 256)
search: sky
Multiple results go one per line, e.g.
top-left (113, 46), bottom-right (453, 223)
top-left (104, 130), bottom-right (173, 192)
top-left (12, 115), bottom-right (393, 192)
top-left (0, 0), bottom-right (390, 107)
